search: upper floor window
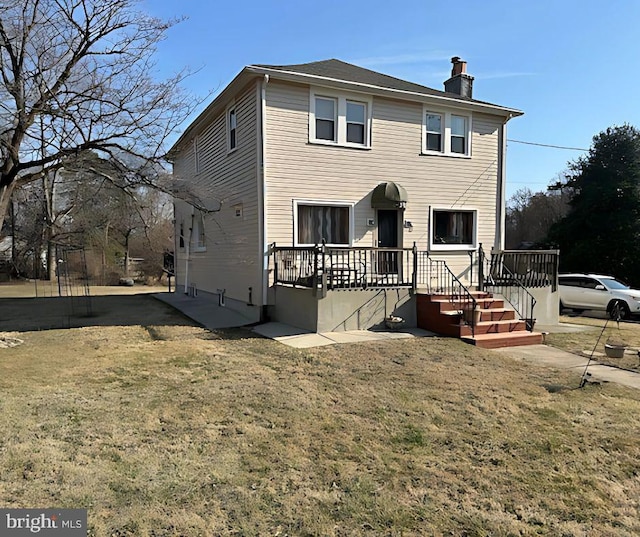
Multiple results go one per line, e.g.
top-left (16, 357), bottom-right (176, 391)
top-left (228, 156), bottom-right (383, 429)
top-left (425, 113), bottom-right (443, 152)
top-left (309, 88), bottom-right (372, 148)
top-left (315, 97), bottom-right (336, 141)
top-left (422, 108), bottom-right (472, 157)
top-left (193, 137), bottom-right (200, 174)
top-left (179, 221), bottom-right (185, 249)
top-left (346, 101), bottom-right (366, 144)
top-left (451, 115), bottom-right (467, 154)
top-left (227, 106), bottom-right (237, 152)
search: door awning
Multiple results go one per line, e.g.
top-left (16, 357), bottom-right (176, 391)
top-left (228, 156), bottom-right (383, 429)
top-left (371, 182), bottom-right (408, 209)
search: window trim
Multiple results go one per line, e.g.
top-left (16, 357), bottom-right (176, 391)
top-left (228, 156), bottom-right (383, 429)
top-left (425, 112), bottom-right (443, 152)
top-left (421, 107), bottom-right (472, 157)
top-left (309, 88), bottom-right (372, 149)
top-left (293, 199), bottom-right (355, 247)
top-left (193, 136), bottom-right (201, 174)
top-left (227, 103), bottom-right (237, 154)
top-left (192, 211), bottom-right (206, 252)
top-left (178, 220), bottom-right (185, 249)
top-left (428, 207), bottom-right (478, 251)
top-left (314, 96), bottom-right (337, 142)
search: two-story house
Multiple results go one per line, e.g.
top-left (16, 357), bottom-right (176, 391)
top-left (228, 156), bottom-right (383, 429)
top-left (169, 57), bottom-right (557, 344)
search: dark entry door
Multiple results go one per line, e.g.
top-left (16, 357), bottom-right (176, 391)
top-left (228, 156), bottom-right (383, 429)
top-left (377, 210), bottom-right (399, 274)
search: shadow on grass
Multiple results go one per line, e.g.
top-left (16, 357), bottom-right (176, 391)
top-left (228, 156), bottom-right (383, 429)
top-left (0, 294), bottom-right (263, 342)
top-left (0, 295), bottom-right (193, 331)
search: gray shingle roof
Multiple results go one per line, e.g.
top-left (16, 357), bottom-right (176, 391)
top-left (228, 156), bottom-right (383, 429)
top-left (251, 58), bottom-right (474, 102)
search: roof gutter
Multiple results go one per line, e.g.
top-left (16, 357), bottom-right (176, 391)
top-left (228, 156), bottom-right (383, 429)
top-left (170, 63), bottom-right (524, 156)
top-left (246, 65), bottom-right (524, 118)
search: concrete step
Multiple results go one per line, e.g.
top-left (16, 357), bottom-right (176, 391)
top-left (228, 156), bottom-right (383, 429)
top-left (431, 298), bottom-right (505, 312)
top-left (459, 319), bottom-right (527, 337)
top-left (461, 331), bottom-right (544, 349)
top-left (476, 308), bottom-right (516, 322)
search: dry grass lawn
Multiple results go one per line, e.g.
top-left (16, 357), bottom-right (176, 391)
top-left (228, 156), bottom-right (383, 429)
top-left (1, 286), bottom-right (639, 535)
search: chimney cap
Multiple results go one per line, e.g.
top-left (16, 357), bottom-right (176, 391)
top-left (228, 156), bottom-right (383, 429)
top-left (451, 56), bottom-right (467, 76)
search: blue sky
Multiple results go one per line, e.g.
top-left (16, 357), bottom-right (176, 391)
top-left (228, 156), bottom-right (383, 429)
top-left (143, 0), bottom-right (640, 201)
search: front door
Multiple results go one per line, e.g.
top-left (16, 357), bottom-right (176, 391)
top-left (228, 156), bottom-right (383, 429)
top-left (377, 210), bottom-right (399, 274)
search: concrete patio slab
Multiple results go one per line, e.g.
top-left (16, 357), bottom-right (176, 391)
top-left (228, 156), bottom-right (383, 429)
top-left (152, 292), bottom-right (253, 330)
top-left (252, 322), bottom-right (436, 348)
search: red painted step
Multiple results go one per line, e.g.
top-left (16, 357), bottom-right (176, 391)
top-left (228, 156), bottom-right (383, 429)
top-left (461, 331), bottom-right (544, 349)
top-left (416, 291), bottom-right (541, 348)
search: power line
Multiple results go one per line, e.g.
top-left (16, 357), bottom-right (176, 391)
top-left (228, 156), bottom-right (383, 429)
top-left (507, 139), bottom-right (589, 151)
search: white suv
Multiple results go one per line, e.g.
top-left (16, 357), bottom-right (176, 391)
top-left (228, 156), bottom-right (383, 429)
top-left (558, 273), bottom-right (640, 319)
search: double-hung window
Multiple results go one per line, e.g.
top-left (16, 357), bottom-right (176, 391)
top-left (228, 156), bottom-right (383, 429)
top-left (346, 101), bottom-right (366, 144)
top-left (422, 108), bottom-right (471, 156)
top-left (425, 113), bottom-right (443, 152)
top-left (294, 201), bottom-right (354, 246)
top-left (227, 106), bottom-right (237, 152)
top-left (315, 97), bottom-right (337, 141)
top-left (310, 89), bottom-right (372, 148)
top-left (192, 212), bottom-right (206, 252)
top-left (450, 115), bottom-right (467, 154)
top-left (430, 208), bottom-right (477, 250)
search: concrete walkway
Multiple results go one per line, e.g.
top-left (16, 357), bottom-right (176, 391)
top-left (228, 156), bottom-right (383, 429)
top-left (494, 344), bottom-right (640, 390)
top-left (153, 292), bottom-right (255, 330)
top-left (253, 322), bottom-right (435, 348)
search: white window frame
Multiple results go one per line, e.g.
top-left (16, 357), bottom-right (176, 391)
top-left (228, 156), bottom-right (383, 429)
top-left (193, 136), bottom-right (201, 174)
top-left (429, 207), bottom-right (478, 251)
top-left (424, 112), bottom-right (443, 153)
top-left (227, 104), bottom-right (237, 153)
top-left (178, 220), bottom-right (185, 249)
top-left (421, 107), bottom-right (472, 157)
top-left (309, 88), bottom-right (373, 149)
top-left (313, 96), bottom-right (337, 142)
top-left (192, 211), bottom-right (206, 252)
top-left (293, 199), bottom-right (355, 247)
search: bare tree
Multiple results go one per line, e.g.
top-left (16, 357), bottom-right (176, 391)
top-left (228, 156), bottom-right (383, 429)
top-left (505, 179), bottom-right (571, 249)
top-left (0, 0), bottom-right (196, 234)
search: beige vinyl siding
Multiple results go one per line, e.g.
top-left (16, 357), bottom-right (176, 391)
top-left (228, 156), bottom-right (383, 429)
top-left (173, 81), bottom-right (260, 303)
top-left (264, 80), bottom-right (502, 279)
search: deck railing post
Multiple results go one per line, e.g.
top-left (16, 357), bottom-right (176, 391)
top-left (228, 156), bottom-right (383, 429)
top-left (477, 243), bottom-right (484, 292)
top-left (412, 242), bottom-right (418, 292)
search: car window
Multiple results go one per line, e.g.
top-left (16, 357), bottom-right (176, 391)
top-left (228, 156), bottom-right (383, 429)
top-left (559, 277), bottom-right (580, 287)
top-left (600, 278), bottom-right (630, 290)
top-left (581, 278), bottom-right (599, 289)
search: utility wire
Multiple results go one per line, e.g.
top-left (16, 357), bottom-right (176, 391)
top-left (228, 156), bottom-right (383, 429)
top-left (507, 139), bottom-right (589, 151)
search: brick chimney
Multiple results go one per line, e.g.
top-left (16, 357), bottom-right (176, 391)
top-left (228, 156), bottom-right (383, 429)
top-left (444, 56), bottom-right (474, 98)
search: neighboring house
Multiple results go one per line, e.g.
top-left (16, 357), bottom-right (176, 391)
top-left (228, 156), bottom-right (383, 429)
top-left (169, 57), bottom-right (558, 336)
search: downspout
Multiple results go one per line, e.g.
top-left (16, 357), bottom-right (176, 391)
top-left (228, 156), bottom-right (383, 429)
top-left (495, 117), bottom-right (509, 251)
top-left (257, 74), bottom-right (270, 311)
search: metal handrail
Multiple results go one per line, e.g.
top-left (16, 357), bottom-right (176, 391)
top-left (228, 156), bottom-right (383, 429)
top-left (484, 253), bottom-right (537, 331)
top-left (423, 256), bottom-right (478, 337)
top-left (272, 245), bottom-right (415, 289)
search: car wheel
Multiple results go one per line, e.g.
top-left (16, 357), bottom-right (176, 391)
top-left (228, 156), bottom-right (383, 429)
top-left (609, 301), bottom-right (630, 320)
top-left (572, 309), bottom-right (584, 314)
